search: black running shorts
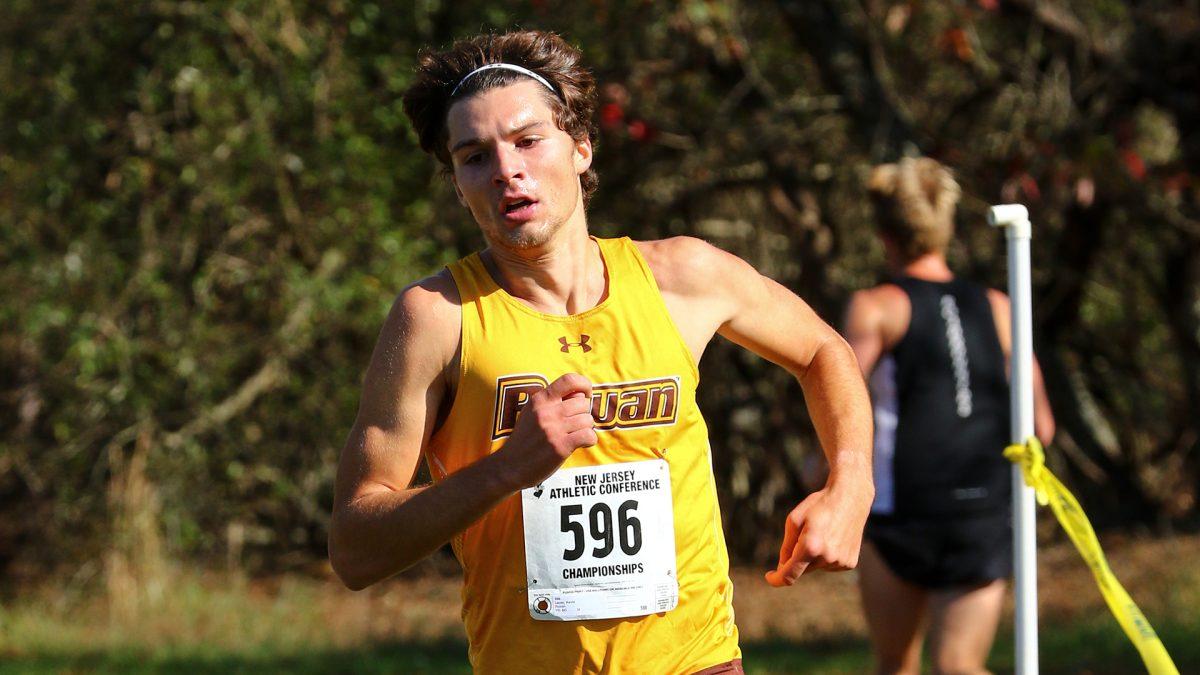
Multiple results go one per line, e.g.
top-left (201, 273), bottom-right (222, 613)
top-left (865, 509), bottom-right (1012, 589)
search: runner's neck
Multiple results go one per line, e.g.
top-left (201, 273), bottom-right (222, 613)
top-left (898, 252), bottom-right (953, 283)
top-left (481, 225), bottom-right (609, 316)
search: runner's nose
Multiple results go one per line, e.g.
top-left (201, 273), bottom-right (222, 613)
top-left (493, 145), bottom-right (526, 186)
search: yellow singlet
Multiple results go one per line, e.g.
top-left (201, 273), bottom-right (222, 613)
top-left (427, 236), bottom-right (740, 674)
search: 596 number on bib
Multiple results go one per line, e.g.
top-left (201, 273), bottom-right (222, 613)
top-left (560, 499), bottom-right (642, 560)
top-left (521, 459), bottom-right (678, 621)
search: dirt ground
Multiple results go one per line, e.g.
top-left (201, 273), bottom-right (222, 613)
top-left (315, 532), bottom-right (1200, 646)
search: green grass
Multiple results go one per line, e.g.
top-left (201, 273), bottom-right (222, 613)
top-left (2, 631), bottom-right (1197, 674)
top-left (740, 613), bottom-right (1200, 674)
top-left (3, 563), bottom-right (1198, 674)
top-left (0, 639), bottom-right (873, 675)
top-left (6, 630), bottom-right (1196, 675)
top-left (989, 613), bottom-right (1200, 675)
top-left (0, 570), bottom-right (472, 674)
top-left (0, 642), bottom-right (472, 675)
top-left (742, 639), bottom-right (872, 674)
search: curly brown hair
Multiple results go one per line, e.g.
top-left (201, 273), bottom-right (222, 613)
top-left (402, 30), bottom-right (599, 204)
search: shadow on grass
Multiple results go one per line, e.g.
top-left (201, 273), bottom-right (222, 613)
top-left (3, 624), bottom-right (1195, 674)
top-left (741, 637), bottom-right (872, 674)
top-left (742, 624), bottom-right (1200, 674)
top-left (0, 640), bottom-right (473, 675)
top-left (2, 639), bottom-right (871, 675)
top-left (740, 618), bottom-right (1200, 675)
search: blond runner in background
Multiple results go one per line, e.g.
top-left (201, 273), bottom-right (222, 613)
top-left (327, 30), bottom-right (875, 674)
top-left (844, 158), bottom-right (1055, 675)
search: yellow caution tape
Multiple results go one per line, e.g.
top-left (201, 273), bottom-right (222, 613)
top-left (1004, 437), bottom-right (1179, 675)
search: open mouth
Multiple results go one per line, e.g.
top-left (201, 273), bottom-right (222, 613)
top-left (501, 197), bottom-right (538, 221)
top-left (504, 199), bottom-right (534, 214)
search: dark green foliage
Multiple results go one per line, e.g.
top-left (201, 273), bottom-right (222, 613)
top-left (1, 1), bottom-right (1198, 579)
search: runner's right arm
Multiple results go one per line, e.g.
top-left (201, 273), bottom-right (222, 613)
top-left (328, 272), bottom-right (596, 590)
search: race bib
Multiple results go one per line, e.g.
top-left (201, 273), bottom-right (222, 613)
top-left (521, 459), bottom-right (678, 621)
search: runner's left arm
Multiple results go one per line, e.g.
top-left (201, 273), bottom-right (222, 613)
top-left (988, 289), bottom-right (1056, 446)
top-left (653, 238), bottom-right (874, 586)
top-left (723, 262), bottom-right (873, 586)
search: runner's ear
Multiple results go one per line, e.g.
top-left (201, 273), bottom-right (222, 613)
top-left (573, 137), bottom-right (593, 176)
top-left (450, 175), bottom-right (468, 208)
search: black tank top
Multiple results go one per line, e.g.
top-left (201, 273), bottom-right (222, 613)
top-left (890, 277), bottom-right (1011, 516)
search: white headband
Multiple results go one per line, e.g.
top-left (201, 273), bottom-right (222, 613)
top-left (450, 63), bottom-right (560, 99)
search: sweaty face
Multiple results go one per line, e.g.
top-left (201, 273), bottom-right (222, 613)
top-left (445, 81), bottom-right (592, 250)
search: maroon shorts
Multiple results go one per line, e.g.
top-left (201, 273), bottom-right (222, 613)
top-left (693, 658), bottom-right (744, 675)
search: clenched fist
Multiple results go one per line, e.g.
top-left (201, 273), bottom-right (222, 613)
top-left (496, 373), bottom-right (597, 489)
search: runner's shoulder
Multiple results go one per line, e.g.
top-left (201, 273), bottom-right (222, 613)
top-left (852, 282), bottom-right (909, 313)
top-left (847, 283), bottom-right (910, 342)
top-left (634, 236), bottom-right (756, 299)
top-left (384, 268), bottom-right (461, 365)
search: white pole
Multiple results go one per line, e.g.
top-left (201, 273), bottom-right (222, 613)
top-left (988, 204), bottom-right (1038, 675)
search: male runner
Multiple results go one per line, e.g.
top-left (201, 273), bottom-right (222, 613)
top-left (329, 30), bottom-right (874, 674)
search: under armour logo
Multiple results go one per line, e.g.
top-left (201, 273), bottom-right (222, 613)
top-left (558, 334), bottom-right (592, 353)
